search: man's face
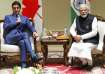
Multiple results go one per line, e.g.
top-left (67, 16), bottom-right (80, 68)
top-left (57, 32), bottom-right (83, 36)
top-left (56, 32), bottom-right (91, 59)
top-left (12, 4), bottom-right (21, 15)
top-left (79, 7), bottom-right (89, 18)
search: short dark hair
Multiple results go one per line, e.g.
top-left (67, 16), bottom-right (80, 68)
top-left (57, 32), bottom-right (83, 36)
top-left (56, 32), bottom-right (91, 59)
top-left (12, 1), bottom-right (21, 8)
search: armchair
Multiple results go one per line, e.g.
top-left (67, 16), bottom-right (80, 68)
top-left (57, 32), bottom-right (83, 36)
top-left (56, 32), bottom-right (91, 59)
top-left (92, 20), bottom-right (105, 54)
top-left (0, 20), bottom-right (37, 66)
top-left (103, 35), bottom-right (105, 53)
top-left (91, 20), bottom-right (105, 67)
top-left (66, 19), bottom-right (105, 66)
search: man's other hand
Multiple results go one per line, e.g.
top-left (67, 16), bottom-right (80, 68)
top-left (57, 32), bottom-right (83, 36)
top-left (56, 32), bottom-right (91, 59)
top-left (33, 32), bottom-right (40, 41)
top-left (73, 35), bottom-right (82, 42)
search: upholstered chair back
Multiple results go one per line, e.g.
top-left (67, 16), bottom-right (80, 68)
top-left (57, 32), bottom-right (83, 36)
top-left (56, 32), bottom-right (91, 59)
top-left (97, 21), bottom-right (105, 51)
top-left (0, 22), bottom-right (35, 55)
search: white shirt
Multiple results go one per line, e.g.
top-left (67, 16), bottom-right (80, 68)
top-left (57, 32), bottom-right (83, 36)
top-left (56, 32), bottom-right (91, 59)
top-left (70, 17), bottom-right (98, 40)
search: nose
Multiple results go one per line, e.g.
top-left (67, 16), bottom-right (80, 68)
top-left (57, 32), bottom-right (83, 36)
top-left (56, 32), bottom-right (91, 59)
top-left (15, 7), bottom-right (19, 11)
top-left (82, 10), bottom-right (85, 12)
top-left (82, 10), bottom-right (87, 14)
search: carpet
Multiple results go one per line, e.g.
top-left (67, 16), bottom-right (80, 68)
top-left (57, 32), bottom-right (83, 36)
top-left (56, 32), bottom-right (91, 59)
top-left (44, 64), bottom-right (105, 74)
top-left (0, 64), bottom-right (105, 74)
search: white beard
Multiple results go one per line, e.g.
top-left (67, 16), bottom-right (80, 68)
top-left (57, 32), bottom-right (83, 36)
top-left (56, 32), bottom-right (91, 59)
top-left (81, 14), bottom-right (88, 18)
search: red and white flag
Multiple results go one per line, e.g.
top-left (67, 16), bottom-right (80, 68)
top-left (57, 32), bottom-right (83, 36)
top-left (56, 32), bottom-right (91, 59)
top-left (22, 0), bottom-right (43, 37)
top-left (22, 0), bottom-right (39, 19)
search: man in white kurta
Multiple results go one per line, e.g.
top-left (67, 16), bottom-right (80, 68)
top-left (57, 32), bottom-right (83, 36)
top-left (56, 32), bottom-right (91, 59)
top-left (68, 4), bottom-right (99, 66)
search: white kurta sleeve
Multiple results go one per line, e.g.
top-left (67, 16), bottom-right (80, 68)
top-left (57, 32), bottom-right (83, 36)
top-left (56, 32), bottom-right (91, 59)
top-left (81, 17), bottom-right (98, 40)
top-left (70, 18), bottom-right (77, 36)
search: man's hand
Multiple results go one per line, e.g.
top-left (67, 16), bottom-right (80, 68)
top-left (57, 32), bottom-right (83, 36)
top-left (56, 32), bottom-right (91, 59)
top-left (16, 19), bottom-right (21, 25)
top-left (33, 32), bottom-right (40, 41)
top-left (73, 35), bottom-right (82, 42)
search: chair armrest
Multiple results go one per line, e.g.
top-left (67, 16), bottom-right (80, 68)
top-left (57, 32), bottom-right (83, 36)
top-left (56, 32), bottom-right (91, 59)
top-left (67, 34), bottom-right (73, 49)
top-left (103, 35), bottom-right (105, 53)
top-left (33, 37), bottom-right (38, 52)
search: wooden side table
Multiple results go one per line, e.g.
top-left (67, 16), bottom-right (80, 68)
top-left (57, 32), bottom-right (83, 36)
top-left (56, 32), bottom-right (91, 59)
top-left (41, 38), bottom-right (69, 64)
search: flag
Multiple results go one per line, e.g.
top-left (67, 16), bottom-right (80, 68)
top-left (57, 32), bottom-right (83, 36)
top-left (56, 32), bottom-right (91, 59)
top-left (21, 0), bottom-right (43, 37)
top-left (22, 0), bottom-right (39, 19)
top-left (33, 0), bottom-right (43, 37)
top-left (70, 0), bottom-right (90, 23)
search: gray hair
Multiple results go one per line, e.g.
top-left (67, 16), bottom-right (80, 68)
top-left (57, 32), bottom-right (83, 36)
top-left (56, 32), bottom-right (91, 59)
top-left (79, 4), bottom-right (89, 9)
top-left (79, 4), bottom-right (91, 13)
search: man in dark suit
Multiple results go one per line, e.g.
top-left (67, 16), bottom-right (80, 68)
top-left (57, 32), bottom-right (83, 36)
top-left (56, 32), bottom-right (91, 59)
top-left (3, 1), bottom-right (41, 68)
